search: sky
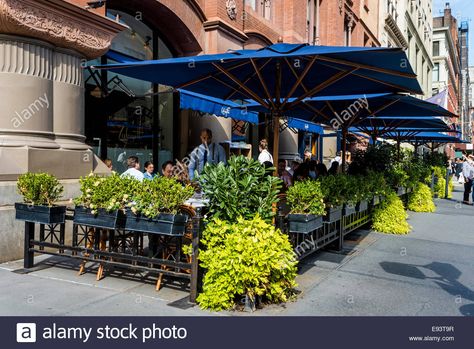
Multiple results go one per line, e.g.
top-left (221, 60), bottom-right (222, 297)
top-left (433, 0), bottom-right (474, 65)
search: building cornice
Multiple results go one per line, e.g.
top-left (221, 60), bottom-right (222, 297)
top-left (0, 0), bottom-right (126, 59)
top-left (385, 14), bottom-right (408, 49)
top-left (203, 18), bottom-right (248, 43)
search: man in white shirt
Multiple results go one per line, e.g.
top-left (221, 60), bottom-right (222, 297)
top-left (121, 156), bottom-right (144, 181)
top-left (462, 155), bottom-right (474, 204)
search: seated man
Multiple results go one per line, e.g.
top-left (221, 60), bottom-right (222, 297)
top-left (120, 156), bottom-right (144, 181)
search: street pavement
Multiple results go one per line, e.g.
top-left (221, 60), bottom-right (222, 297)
top-left (1, 184), bottom-right (473, 316)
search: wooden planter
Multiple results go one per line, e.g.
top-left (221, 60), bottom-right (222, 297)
top-left (342, 203), bottom-right (356, 216)
top-left (125, 210), bottom-right (189, 236)
top-left (287, 214), bottom-right (323, 234)
top-left (323, 206), bottom-right (342, 223)
top-left (356, 200), bottom-right (368, 212)
top-left (15, 203), bottom-right (66, 224)
top-left (73, 206), bottom-right (125, 229)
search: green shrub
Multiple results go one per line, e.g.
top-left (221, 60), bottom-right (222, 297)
top-left (199, 155), bottom-right (281, 222)
top-left (365, 171), bottom-right (390, 197)
top-left (317, 174), bottom-right (347, 208)
top-left (287, 180), bottom-right (325, 215)
top-left (435, 177), bottom-right (446, 198)
top-left (17, 172), bottom-right (63, 206)
top-left (197, 216), bottom-right (297, 311)
top-left (129, 176), bottom-right (194, 217)
top-left (386, 165), bottom-right (409, 189)
top-left (405, 159), bottom-right (431, 189)
top-left (372, 192), bottom-right (411, 234)
top-left (407, 183), bottom-right (436, 212)
top-left (448, 177), bottom-right (454, 198)
top-left (74, 173), bottom-right (139, 214)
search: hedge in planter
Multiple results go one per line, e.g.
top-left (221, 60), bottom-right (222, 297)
top-left (199, 155), bottom-right (281, 222)
top-left (372, 192), bottom-right (411, 235)
top-left (126, 176), bottom-right (194, 235)
top-left (286, 180), bottom-right (325, 233)
top-left (16, 172), bottom-right (66, 224)
top-left (407, 182), bottom-right (436, 213)
top-left (197, 216), bottom-right (297, 311)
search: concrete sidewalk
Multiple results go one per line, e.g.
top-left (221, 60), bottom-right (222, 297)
top-left (1, 184), bottom-right (473, 316)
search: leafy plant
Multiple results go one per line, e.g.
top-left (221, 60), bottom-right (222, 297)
top-left (73, 173), bottom-right (139, 214)
top-left (372, 192), bottom-right (411, 234)
top-left (286, 180), bottom-right (325, 215)
top-left (317, 174), bottom-right (347, 208)
top-left (405, 159), bottom-right (432, 189)
top-left (199, 155), bottom-right (281, 222)
top-left (386, 165), bottom-right (409, 189)
top-left (435, 177), bottom-right (446, 198)
top-left (348, 143), bottom-right (398, 175)
top-left (197, 216), bottom-right (297, 311)
top-left (129, 176), bottom-right (194, 217)
top-left (17, 172), bottom-right (64, 206)
top-left (407, 182), bottom-right (436, 212)
top-left (365, 171), bottom-right (390, 198)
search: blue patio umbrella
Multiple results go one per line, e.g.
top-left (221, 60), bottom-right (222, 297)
top-left (92, 43), bottom-right (421, 165)
top-left (379, 131), bottom-right (466, 152)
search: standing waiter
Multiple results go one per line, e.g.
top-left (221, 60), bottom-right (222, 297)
top-left (188, 128), bottom-right (227, 180)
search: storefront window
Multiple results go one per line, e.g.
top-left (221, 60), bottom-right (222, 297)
top-left (84, 9), bottom-right (175, 174)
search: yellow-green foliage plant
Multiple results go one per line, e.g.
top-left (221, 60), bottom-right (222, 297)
top-left (407, 182), bottom-right (436, 212)
top-left (448, 177), bottom-right (454, 198)
top-left (372, 192), bottom-right (411, 234)
top-left (436, 177), bottom-right (446, 198)
top-left (197, 216), bottom-right (298, 311)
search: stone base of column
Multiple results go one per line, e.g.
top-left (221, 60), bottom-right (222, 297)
top-left (0, 147), bottom-right (110, 180)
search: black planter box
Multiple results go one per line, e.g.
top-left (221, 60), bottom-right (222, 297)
top-left (372, 195), bottom-right (380, 206)
top-left (15, 203), bottom-right (66, 224)
top-left (73, 206), bottom-right (125, 229)
top-left (397, 187), bottom-right (406, 196)
top-left (287, 214), bottom-right (323, 234)
top-left (343, 203), bottom-right (356, 216)
top-left (323, 206), bottom-right (342, 223)
top-left (356, 200), bottom-right (368, 212)
top-left (125, 210), bottom-right (189, 236)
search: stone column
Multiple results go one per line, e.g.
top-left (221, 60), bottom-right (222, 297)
top-left (0, 0), bottom-right (125, 180)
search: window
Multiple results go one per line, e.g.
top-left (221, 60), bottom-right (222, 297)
top-left (248, 0), bottom-right (256, 10)
top-left (433, 41), bottom-right (440, 56)
top-left (262, 0), bottom-right (271, 20)
top-left (306, 0), bottom-right (319, 44)
top-left (433, 63), bottom-right (440, 82)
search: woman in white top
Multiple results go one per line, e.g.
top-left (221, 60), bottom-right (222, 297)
top-left (258, 139), bottom-right (273, 165)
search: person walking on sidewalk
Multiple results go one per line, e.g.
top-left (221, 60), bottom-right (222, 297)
top-left (462, 155), bottom-right (474, 205)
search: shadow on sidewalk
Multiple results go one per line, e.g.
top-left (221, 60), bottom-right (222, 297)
top-left (380, 261), bottom-right (474, 316)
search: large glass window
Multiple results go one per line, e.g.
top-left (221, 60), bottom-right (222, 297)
top-left (433, 41), bottom-right (440, 56)
top-left (433, 63), bottom-right (440, 82)
top-left (84, 9), bottom-right (175, 174)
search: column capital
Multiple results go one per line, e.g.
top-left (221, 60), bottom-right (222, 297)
top-left (0, 0), bottom-right (125, 59)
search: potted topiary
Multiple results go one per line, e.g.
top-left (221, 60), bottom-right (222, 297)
top-left (73, 173), bottom-right (136, 229)
top-left (342, 175), bottom-right (361, 215)
top-left (126, 176), bottom-right (195, 235)
top-left (15, 172), bottom-right (66, 224)
top-left (318, 175), bottom-right (345, 223)
top-left (286, 180), bottom-right (325, 233)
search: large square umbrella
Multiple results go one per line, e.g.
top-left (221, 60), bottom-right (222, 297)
top-left (92, 43), bottom-right (422, 166)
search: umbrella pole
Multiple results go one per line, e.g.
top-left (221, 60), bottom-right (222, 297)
top-left (397, 138), bottom-right (401, 161)
top-left (341, 127), bottom-right (347, 172)
top-left (273, 115), bottom-right (280, 171)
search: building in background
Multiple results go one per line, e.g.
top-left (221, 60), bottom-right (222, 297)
top-left (469, 66), bottom-right (474, 145)
top-left (378, 0), bottom-right (434, 98)
top-left (459, 21), bottom-right (471, 144)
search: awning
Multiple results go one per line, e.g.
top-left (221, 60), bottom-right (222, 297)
top-left (179, 89), bottom-right (259, 124)
top-left (286, 117), bottom-right (323, 135)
